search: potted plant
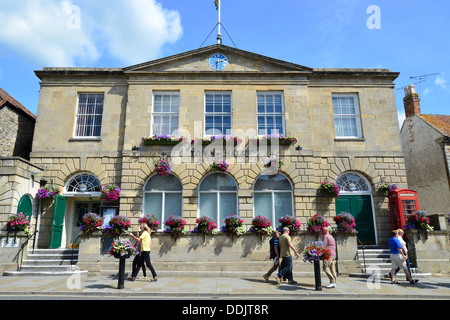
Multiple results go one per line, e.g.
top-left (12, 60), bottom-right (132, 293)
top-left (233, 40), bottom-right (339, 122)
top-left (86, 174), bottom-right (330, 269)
top-left (80, 213), bottom-right (104, 235)
top-left (306, 214), bottom-right (330, 235)
top-left (192, 216), bottom-right (218, 238)
top-left (249, 215), bottom-right (274, 239)
top-left (278, 215), bottom-right (302, 235)
top-left (109, 239), bottom-right (136, 259)
top-left (210, 160), bottom-right (229, 173)
top-left (104, 215), bottom-right (132, 238)
top-left (101, 184), bottom-right (121, 203)
top-left (378, 183), bottom-right (398, 196)
top-left (302, 241), bottom-right (331, 263)
top-left (142, 135), bottom-right (186, 145)
top-left (154, 159), bottom-right (172, 176)
top-left (404, 211), bottom-right (434, 232)
top-left (319, 181), bottom-right (340, 198)
top-left (164, 215), bottom-right (187, 240)
top-left (7, 212), bottom-right (32, 235)
top-left (333, 212), bottom-right (356, 234)
top-left (138, 214), bottom-right (160, 232)
top-left (35, 185), bottom-right (60, 200)
top-left (221, 214), bottom-right (246, 237)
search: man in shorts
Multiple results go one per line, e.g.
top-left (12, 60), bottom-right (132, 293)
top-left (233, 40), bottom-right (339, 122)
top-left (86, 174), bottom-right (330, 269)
top-left (388, 230), bottom-right (418, 285)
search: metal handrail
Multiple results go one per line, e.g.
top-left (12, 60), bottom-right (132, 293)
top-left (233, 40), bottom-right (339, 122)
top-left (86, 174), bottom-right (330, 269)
top-left (70, 234), bottom-right (81, 267)
top-left (15, 230), bottom-right (38, 271)
top-left (356, 236), bottom-right (367, 273)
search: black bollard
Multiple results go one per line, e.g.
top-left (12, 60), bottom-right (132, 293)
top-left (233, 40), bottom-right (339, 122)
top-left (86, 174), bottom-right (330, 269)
top-left (118, 257), bottom-right (126, 289)
top-left (314, 260), bottom-right (322, 291)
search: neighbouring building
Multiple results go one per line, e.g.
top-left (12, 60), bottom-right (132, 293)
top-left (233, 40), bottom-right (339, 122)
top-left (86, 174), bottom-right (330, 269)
top-left (400, 84), bottom-right (450, 215)
top-left (27, 44), bottom-right (407, 249)
top-left (0, 88), bottom-right (41, 228)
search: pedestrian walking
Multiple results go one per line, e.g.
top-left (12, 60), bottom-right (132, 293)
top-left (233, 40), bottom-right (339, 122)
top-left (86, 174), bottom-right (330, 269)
top-left (263, 230), bottom-right (280, 282)
top-left (129, 223), bottom-right (158, 282)
top-left (392, 229), bottom-right (415, 282)
top-left (321, 226), bottom-right (337, 288)
top-left (128, 231), bottom-right (147, 280)
top-left (388, 230), bottom-right (418, 285)
top-left (274, 227), bottom-right (299, 285)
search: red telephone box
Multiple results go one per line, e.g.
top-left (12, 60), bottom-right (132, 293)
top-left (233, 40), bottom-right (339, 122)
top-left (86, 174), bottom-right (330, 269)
top-left (388, 189), bottom-right (420, 230)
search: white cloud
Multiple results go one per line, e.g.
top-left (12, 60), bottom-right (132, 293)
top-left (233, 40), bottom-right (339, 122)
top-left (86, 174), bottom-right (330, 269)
top-left (0, 0), bottom-right (183, 67)
top-left (435, 74), bottom-right (447, 89)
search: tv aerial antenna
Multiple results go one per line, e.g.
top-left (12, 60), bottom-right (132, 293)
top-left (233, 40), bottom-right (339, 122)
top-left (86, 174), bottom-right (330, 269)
top-left (396, 73), bottom-right (440, 102)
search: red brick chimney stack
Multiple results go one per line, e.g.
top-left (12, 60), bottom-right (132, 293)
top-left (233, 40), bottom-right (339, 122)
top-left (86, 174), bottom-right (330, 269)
top-left (403, 84), bottom-right (421, 117)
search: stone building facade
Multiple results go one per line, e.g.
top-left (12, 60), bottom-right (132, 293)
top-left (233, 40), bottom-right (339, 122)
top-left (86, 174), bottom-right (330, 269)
top-left (29, 44), bottom-right (407, 248)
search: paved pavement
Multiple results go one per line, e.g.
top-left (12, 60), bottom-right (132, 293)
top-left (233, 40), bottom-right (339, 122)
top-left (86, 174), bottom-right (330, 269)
top-left (0, 273), bottom-right (449, 300)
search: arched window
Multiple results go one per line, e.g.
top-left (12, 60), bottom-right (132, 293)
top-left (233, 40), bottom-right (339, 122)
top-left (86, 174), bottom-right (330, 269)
top-left (335, 172), bottom-right (371, 193)
top-left (64, 173), bottom-right (101, 196)
top-left (199, 173), bottom-right (238, 223)
top-left (253, 174), bottom-right (293, 224)
top-left (143, 174), bottom-right (183, 228)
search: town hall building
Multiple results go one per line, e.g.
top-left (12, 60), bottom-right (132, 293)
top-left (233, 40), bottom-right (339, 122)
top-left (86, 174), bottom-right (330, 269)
top-left (29, 44), bottom-right (406, 249)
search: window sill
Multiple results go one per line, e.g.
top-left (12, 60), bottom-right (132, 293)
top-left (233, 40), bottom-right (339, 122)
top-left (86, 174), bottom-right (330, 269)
top-left (334, 138), bottom-right (365, 142)
top-left (69, 137), bottom-right (102, 142)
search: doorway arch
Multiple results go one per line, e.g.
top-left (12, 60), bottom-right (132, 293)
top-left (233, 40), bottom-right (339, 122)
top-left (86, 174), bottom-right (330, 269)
top-left (335, 172), bottom-right (377, 244)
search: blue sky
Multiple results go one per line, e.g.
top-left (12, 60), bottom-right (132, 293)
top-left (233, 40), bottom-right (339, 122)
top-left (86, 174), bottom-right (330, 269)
top-left (1, 0), bottom-right (449, 128)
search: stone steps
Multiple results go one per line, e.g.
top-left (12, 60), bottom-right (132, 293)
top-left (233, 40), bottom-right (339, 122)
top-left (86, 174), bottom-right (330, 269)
top-left (3, 249), bottom-right (87, 277)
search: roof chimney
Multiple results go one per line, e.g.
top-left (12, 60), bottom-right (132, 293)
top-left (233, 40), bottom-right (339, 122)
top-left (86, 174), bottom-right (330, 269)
top-left (403, 84), bottom-right (421, 117)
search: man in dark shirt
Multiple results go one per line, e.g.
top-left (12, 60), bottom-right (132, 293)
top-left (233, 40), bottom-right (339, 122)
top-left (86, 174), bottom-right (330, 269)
top-left (263, 231), bottom-right (280, 282)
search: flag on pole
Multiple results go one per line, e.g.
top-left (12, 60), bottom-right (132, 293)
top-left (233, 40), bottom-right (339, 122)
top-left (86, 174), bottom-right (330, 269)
top-left (214, 0), bottom-right (219, 10)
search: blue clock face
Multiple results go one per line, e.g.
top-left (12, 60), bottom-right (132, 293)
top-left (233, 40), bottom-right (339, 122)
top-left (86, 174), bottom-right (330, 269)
top-left (208, 53), bottom-right (229, 71)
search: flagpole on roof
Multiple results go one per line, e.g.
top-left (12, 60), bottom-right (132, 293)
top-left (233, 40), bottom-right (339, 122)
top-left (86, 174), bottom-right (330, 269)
top-left (217, 0), bottom-right (222, 44)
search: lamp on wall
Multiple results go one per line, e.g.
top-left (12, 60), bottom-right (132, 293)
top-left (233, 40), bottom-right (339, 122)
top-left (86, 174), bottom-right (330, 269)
top-left (79, 183), bottom-right (87, 192)
top-left (348, 183), bottom-right (356, 192)
top-left (39, 178), bottom-right (47, 188)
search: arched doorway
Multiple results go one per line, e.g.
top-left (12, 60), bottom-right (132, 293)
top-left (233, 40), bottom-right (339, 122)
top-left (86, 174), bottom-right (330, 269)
top-left (335, 172), bottom-right (377, 245)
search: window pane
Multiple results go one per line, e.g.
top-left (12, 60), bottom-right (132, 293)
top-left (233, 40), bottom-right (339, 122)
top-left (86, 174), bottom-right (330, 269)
top-left (144, 193), bottom-right (162, 223)
top-left (220, 193), bottom-right (237, 222)
top-left (165, 193), bottom-right (182, 217)
top-left (254, 174), bottom-right (292, 191)
top-left (200, 173), bottom-right (237, 191)
top-left (254, 192), bottom-right (272, 218)
top-left (199, 193), bottom-right (218, 221)
top-left (274, 192), bottom-right (293, 221)
top-left (145, 174), bottom-right (182, 191)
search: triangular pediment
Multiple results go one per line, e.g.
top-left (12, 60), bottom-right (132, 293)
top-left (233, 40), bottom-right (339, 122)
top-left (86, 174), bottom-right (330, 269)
top-left (124, 44), bottom-right (312, 74)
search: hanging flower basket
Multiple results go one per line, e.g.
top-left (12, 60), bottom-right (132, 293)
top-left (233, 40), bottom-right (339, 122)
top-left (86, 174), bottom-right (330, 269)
top-left (80, 213), bottom-right (104, 235)
top-left (278, 215), bottom-right (301, 235)
top-left (101, 184), bottom-right (121, 203)
top-left (104, 215), bottom-right (132, 238)
top-left (164, 215), bottom-right (187, 240)
top-left (306, 214), bottom-right (330, 235)
top-left (319, 181), bottom-right (340, 198)
top-left (249, 215), bottom-right (275, 239)
top-left (7, 212), bottom-right (32, 235)
top-left (192, 216), bottom-right (218, 238)
top-left (221, 214), bottom-right (246, 237)
top-left (35, 185), bottom-right (60, 200)
top-left (264, 158), bottom-right (283, 175)
top-left (155, 159), bottom-right (172, 176)
top-left (333, 212), bottom-right (356, 234)
top-left (303, 241), bottom-right (331, 263)
top-left (210, 160), bottom-right (229, 173)
top-left (109, 239), bottom-right (135, 259)
top-left (142, 135), bottom-right (186, 145)
top-left (378, 183), bottom-right (398, 196)
top-left (138, 214), bottom-right (160, 232)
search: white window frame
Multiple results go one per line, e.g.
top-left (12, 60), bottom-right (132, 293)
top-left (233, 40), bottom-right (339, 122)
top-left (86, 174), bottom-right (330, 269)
top-left (332, 93), bottom-right (363, 139)
top-left (142, 174), bottom-right (183, 230)
top-left (256, 91), bottom-right (285, 136)
top-left (198, 172), bottom-right (238, 224)
top-left (252, 174), bottom-right (294, 224)
top-left (74, 93), bottom-right (104, 138)
top-left (204, 91), bottom-right (233, 136)
top-left (151, 91), bottom-right (180, 136)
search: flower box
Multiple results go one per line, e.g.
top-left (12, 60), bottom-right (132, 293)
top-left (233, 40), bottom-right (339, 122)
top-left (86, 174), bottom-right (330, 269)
top-left (142, 135), bottom-right (186, 145)
top-left (250, 134), bottom-right (298, 146)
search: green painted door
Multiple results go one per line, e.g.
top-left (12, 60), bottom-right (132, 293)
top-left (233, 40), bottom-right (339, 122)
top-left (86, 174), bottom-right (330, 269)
top-left (49, 195), bottom-right (66, 249)
top-left (336, 195), bottom-right (376, 244)
top-left (17, 195), bottom-right (33, 221)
